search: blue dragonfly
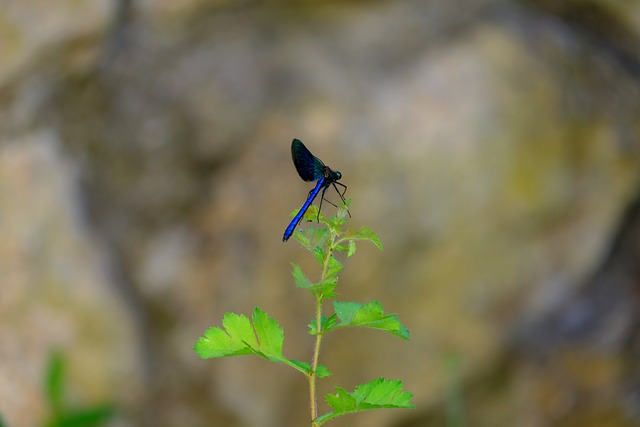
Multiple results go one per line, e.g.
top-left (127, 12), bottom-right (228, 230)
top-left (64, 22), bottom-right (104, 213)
top-left (282, 139), bottom-right (349, 242)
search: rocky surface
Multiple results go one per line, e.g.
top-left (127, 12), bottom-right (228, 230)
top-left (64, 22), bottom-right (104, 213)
top-left (1, 1), bottom-right (639, 426)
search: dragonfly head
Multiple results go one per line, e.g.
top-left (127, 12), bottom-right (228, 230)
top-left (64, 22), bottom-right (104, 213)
top-left (334, 171), bottom-right (342, 181)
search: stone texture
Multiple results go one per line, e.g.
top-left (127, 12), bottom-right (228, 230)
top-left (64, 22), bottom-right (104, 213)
top-left (0, 0), bottom-right (110, 85)
top-left (0, 134), bottom-right (141, 426)
top-left (1, 1), bottom-right (639, 426)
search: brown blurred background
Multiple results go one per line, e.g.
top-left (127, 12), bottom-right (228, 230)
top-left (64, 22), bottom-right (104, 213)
top-left (1, 1), bottom-right (640, 426)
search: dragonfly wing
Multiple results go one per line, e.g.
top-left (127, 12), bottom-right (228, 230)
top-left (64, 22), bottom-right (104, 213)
top-left (292, 138), bottom-right (325, 182)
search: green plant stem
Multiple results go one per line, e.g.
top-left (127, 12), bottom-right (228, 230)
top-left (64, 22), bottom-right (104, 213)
top-left (310, 295), bottom-right (323, 425)
top-left (310, 231), bottom-right (336, 426)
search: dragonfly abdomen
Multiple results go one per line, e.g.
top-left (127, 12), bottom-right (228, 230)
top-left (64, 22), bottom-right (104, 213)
top-left (282, 178), bottom-right (325, 241)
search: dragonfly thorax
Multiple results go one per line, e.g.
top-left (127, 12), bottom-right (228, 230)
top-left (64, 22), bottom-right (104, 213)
top-left (323, 166), bottom-right (342, 182)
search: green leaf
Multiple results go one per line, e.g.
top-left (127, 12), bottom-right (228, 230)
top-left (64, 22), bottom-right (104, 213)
top-left (336, 198), bottom-right (352, 219)
top-left (42, 351), bottom-right (115, 427)
top-left (292, 261), bottom-right (339, 299)
top-left (194, 308), bottom-right (324, 378)
top-left (292, 227), bottom-right (312, 250)
top-left (293, 225), bottom-right (330, 262)
top-left (291, 263), bottom-right (313, 289)
top-left (312, 227), bottom-right (329, 244)
top-left (48, 406), bottom-right (114, 427)
top-left (288, 359), bottom-right (311, 375)
top-left (312, 246), bottom-right (325, 265)
top-left (328, 215), bottom-right (346, 235)
top-left (343, 227), bottom-right (383, 251)
top-left (314, 364), bottom-right (333, 378)
top-left (346, 240), bottom-right (356, 257)
top-left (330, 214), bottom-right (348, 226)
top-left (194, 308), bottom-right (281, 360)
top-left (194, 313), bottom-right (254, 358)
top-left (326, 255), bottom-right (343, 278)
top-left (45, 351), bottom-right (65, 413)
top-left (333, 243), bottom-right (348, 253)
top-left (303, 205), bottom-right (323, 223)
top-left (302, 279), bottom-right (339, 301)
top-left (286, 359), bottom-right (332, 378)
top-left (332, 301), bottom-right (410, 339)
top-left (308, 314), bottom-right (338, 335)
top-left (251, 307), bottom-right (285, 361)
top-left (315, 378), bottom-right (414, 425)
top-left (289, 360), bottom-right (333, 378)
top-left (314, 277), bottom-right (338, 299)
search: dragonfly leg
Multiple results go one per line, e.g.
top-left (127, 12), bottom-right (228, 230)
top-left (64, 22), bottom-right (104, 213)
top-left (323, 199), bottom-right (339, 208)
top-left (332, 182), bottom-right (351, 217)
top-left (317, 185), bottom-right (330, 222)
top-left (334, 181), bottom-right (348, 198)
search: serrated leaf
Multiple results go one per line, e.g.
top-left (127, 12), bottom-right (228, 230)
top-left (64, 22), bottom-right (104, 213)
top-left (312, 227), bottom-right (329, 243)
top-left (288, 359), bottom-right (312, 375)
top-left (194, 308), bottom-right (328, 379)
top-left (314, 364), bottom-right (332, 378)
top-left (343, 227), bottom-right (383, 251)
top-left (328, 215), bottom-right (347, 234)
top-left (288, 360), bottom-right (332, 378)
top-left (316, 378), bottom-right (414, 425)
top-left (326, 255), bottom-right (343, 278)
top-left (292, 260), bottom-right (339, 299)
top-left (194, 313), bottom-right (254, 358)
top-left (312, 246), bottom-right (325, 265)
top-left (323, 314), bottom-right (338, 332)
top-left (308, 319), bottom-right (318, 335)
top-left (303, 205), bottom-right (323, 223)
top-left (346, 240), bottom-right (356, 257)
top-left (194, 308), bottom-right (283, 360)
top-left (333, 243), bottom-right (348, 253)
top-left (333, 301), bottom-right (410, 339)
top-left (292, 228), bottom-right (312, 249)
top-left (316, 277), bottom-right (339, 299)
top-left (291, 263), bottom-right (313, 289)
top-left (308, 314), bottom-right (338, 335)
top-left (251, 307), bottom-right (284, 360)
top-left (293, 225), bottom-right (328, 252)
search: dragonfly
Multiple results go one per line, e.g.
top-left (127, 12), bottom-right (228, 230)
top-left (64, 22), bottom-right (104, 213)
top-left (282, 138), bottom-right (349, 242)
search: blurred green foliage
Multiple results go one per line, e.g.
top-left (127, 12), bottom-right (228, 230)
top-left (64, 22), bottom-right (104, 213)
top-left (43, 351), bottom-right (114, 427)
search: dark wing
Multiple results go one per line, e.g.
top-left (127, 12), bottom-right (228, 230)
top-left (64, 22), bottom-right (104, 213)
top-left (291, 139), bottom-right (325, 182)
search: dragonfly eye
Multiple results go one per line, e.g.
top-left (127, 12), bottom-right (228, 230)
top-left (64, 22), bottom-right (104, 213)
top-left (335, 171), bottom-right (342, 180)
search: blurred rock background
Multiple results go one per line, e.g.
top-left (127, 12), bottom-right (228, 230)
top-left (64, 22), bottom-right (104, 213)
top-left (1, 0), bottom-right (639, 426)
